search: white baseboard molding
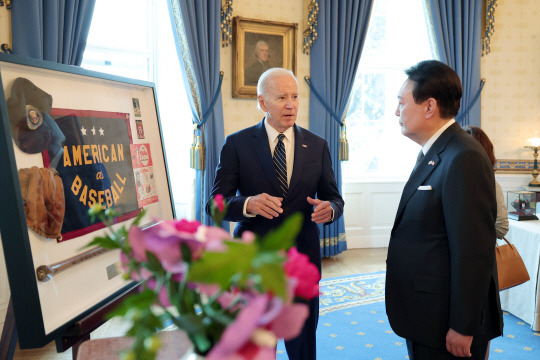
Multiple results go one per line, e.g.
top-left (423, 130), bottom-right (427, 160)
top-left (346, 234), bottom-right (390, 249)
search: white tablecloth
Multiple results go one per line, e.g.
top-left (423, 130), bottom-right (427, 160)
top-left (498, 219), bottom-right (540, 331)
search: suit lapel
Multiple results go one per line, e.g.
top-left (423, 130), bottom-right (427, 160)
top-left (250, 119), bottom-right (283, 195)
top-left (287, 125), bottom-right (307, 196)
top-left (393, 122), bottom-right (462, 230)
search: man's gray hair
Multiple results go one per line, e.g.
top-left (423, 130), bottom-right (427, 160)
top-left (255, 40), bottom-right (268, 51)
top-left (256, 68), bottom-right (298, 111)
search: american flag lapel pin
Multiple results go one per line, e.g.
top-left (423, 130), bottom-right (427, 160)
top-left (428, 160), bottom-right (435, 166)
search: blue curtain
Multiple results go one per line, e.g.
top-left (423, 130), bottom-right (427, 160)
top-left (426, 0), bottom-right (483, 126)
top-left (11, 0), bottom-right (96, 65)
top-left (168, 0), bottom-right (225, 226)
top-left (309, 0), bottom-right (373, 257)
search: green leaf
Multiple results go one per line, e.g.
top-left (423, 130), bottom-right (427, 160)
top-left (108, 289), bottom-right (157, 318)
top-left (259, 212), bottom-right (303, 251)
top-left (84, 236), bottom-right (121, 250)
top-left (252, 250), bottom-right (285, 267)
top-left (171, 313), bottom-right (213, 353)
top-left (187, 241), bottom-right (256, 287)
top-left (258, 263), bottom-right (287, 299)
top-left (201, 301), bottom-right (235, 326)
top-left (144, 251), bottom-right (165, 275)
top-left (180, 242), bottom-right (192, 263)
top-left (132, 209), bottom-right (147, 227)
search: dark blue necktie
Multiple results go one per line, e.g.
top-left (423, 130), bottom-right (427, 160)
top-left (413, 150), bottom-right (424, 171)
top-left (273, 134), bottom-right (288, 197)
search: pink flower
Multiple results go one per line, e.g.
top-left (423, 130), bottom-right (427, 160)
top-left (267, 303), bottom-right (309, 340)
top-left (241, 231), bottom-right (256, 244)
top-left (207, 295), bottom-right (268, 360)
top-left (173, 218), bottom-right (201, 233)
top-left (207, 293), bottom-right (309, 360)
top-left (284, 247), bottom-right (320, 300)
top-left (214, 194), bottom-right (225, 212)
top-left (195, 225), bottom-right (231, 252)
top-left (127, 219), bottom-right (204, 274)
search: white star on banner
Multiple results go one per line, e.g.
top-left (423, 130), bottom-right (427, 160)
top-left (81, 126), bottom-right (87, 136)
top-left (99, 127), bottom-right (104, 136)
top-left (91, 126), bottom-right (96, 135)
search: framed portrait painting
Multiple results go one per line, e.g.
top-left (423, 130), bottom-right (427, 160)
top-left (232, 17), bottom-right (297, 99)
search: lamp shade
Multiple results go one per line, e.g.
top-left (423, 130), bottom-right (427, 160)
top-left (527, 136), bottom-right (540, 147)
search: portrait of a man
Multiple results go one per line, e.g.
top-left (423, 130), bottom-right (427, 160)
top-left (243, 33), bottom-right (283, 86)
top-left (232, 17), bottom-right (296, 98)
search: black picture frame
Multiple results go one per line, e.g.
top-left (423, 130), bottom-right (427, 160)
top-left (0, 53), bottom-right (175, 349)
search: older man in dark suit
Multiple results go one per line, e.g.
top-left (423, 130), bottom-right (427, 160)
top-left (385, 60), bottom-right (503, 360)
top-left (207, 68), bottom-right (344, 360)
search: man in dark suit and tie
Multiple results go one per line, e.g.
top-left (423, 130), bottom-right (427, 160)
top-left (207, 68), bottom-right (344, 360)
top-left (385, 60), bottom-right (503, 359)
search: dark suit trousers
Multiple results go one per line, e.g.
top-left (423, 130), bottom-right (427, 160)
top-left (284, 296), bottom-right (318, 360)
top-left (406, 339), bottom-right (488, 360)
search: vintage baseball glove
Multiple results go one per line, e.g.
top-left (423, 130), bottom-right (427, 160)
top-left (18, 167), bottom-right (65, 240)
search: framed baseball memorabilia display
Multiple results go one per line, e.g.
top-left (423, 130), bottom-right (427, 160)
top-left (0, 53), bottom-right (175, 349)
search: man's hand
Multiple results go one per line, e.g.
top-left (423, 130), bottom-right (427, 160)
top-left (446, 328), bottom-right (473, 357)
top-left (307, 196), bottom-right (333, 224)
top-left (247, 193), bottom-right (283, 219)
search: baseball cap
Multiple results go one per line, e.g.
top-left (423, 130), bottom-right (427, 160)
top-left (7, 77), bottom-right (65, 154)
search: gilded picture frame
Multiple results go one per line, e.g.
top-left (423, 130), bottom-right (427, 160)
top-left (232, 16), bottom-right (297, 99)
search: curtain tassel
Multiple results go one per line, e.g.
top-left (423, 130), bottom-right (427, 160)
top-left (194, 135), bottom-right (205, 170)
top-left (339, 124), bottom-right (349, 161)
top-left (190, 125), bottom-right (197, 169)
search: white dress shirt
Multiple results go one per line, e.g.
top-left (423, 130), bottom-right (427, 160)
top-left (421, 119), bottom-right (456, 155)
top-left (243, 119), bottom-right (334, 221)
top-left (242, 119), bottom-right (295, 217)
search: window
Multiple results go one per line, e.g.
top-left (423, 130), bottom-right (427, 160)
top-left (82, 0), bottom-right (194, 218)
top-left (342, 0), bottom-right (434, 180)
top-left (82, 0), bottom-right (153, 81)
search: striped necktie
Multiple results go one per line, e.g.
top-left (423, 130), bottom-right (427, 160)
top-left (273, 134), bottom-right (288, 197)
top-left (413, 150), bottom-right (424, 171)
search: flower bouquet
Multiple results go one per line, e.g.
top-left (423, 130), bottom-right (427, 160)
top-left (86, 195), bottom-right (320, 360)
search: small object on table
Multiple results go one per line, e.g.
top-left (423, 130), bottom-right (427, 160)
top-left (507, 190), bottom-right (538, 221)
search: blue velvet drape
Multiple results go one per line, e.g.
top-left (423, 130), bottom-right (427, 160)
top-left (167, 0), bottom-right (225, 225)
top-left (309, 0), bottom-right (373, 257)
top-left (11, 0), bottom-right (95, 65)
top-left (426, 0), bottom-right (483, 126)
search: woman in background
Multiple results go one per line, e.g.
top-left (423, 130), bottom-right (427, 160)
top-left (464, 126), bottom-right (508, 238)
top-left (464, 125), bottom-right (509, 359)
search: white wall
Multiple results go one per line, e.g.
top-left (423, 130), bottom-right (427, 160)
top-left (343, 174), bottom-right (532, 249)
top-left (481, 0), bottom-right (540, 159)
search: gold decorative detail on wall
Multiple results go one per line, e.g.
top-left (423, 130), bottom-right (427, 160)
top-left (221, 0), bottom-right (233, 47)
top-left (1, 44), bottom-right (12, 53)
top-left (303, 0), bottom-right (319, 54)
top-left (0, 0), bottom-right (11, 10)
top-left (495, 159), bottom-right (534, 174)
top-left (482, 0), bottom-right (497, 56)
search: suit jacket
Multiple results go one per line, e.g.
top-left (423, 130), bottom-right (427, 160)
top-left (206, 119), bottom-right (344, 269)
top-left (244, 60), bottom-right (270, 86)
top-left (385, 122), bottom-right (503, 348)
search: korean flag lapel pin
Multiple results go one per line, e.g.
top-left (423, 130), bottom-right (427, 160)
top-left (302, 144), bottom-right (308, 148)
top-left (428, 160), bottom-right (435, 166)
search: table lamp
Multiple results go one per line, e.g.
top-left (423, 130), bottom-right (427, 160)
top-left (524, 136), bottom-right (540, 187)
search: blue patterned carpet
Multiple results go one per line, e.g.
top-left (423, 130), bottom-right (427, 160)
top-left (276, 271), bottom-right (540, 359)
